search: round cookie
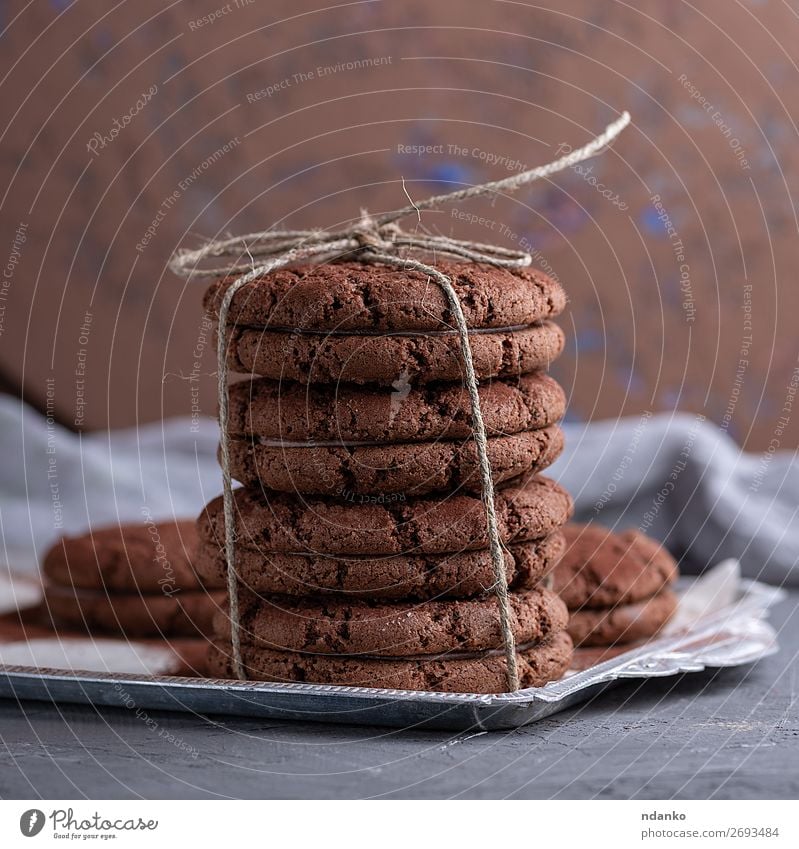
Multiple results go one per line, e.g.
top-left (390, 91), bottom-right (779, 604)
top-left (228, 372), bottom-right (567, 443)
top-left (43, 584), bottom-right (224, 638)
top-left (227, 425), bottom-right (564, 496)
top-left (553, 523), bottom-right (679, 609)
top-left (42, 521), bottom-right (207, 593)
top-left (566, 589), bottom-right (679, 647)
top-left (226, 321), bottom-right (565, 385)
top-left (204, 260), bottom-right (566, 332)
top-left (206, 630), bottom-right (574, 693)
top-left (222, 586), bottom-right (568, 656)
top-left (194, 532), bottom-right (565, 601)
top-left (197, 475), bottom-right (574, 557)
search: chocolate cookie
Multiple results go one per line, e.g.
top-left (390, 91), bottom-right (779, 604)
top-left (43, 584), bottom-right (224, 637)
top-left (42, 521), bottom-right (207, 593)
top-left (197, 476), bottom-right (573, 556)
top-left (553, 523), bottom-right (679, 609)
top-left (225, 321), bottom-right (565, 385)
top-left (206, 630), bottom-right (574, 693)
top-left (205, 261), bottom-right (565, 332)
top-left (220, 586), bottom-right (568, 657)
top-left (194, 532), bottom-right (565, 601)
top-left (227, 425), bottom-right (564, 496)
top-left (566, 589), bottom-right (679, 647)
top-left (228, 372), bottom-right (566, 443)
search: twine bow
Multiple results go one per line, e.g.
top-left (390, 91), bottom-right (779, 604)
top-left (171, 111), bottom-right (631, 691)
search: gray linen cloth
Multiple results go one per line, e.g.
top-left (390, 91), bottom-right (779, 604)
top-left (0, 397), bottom-right (796, 586)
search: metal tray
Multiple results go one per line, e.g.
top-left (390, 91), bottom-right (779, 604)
top-left (0, 576), bottom-right (784, 731)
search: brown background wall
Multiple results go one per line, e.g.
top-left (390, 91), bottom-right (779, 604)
top-left (1, 0), bottom-right (797, 450)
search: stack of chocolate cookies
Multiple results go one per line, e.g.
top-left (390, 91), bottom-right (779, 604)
top-left (196, 261), bottom-right (576, 692)
top-left (43, 521), bottom-right (223, 638)
top-left (553, 523), bottom-right (679, 647)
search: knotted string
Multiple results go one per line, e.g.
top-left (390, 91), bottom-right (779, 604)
top-left (172, 111), bottom-right (631, 690)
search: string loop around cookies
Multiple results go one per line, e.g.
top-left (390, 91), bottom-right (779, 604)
top-left (172, 111), bottom-right (631, 691)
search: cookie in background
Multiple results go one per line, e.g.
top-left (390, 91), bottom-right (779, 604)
top-left (41, 521), bottom-right (224, 638)
top-left (552, 523), bottom-right (679, 648)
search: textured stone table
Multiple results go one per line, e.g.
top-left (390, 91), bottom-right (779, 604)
top-left (1, 591), bottom-right (797, 800)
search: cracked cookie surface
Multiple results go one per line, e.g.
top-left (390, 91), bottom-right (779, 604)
top-left (228, 371), bottom-right (566, 442)
top-left (227, 425), bottom-right (564, 496)
top-left (566, 589), bottom-right (679, 647)
top-left (205, 260), bottom-right (565, 332)
top-left (553, 523), bottom-right (679, 609)
top-left (43, 584), bottom-right (223, 637)
top-left (226, 321), bottom-right (565, 385)
top-left (198, 475), bottom-right (573, 556)
top-left (206, 630), bottom-right (574, 693)
top-left (43, 521), bottom-right (202, 593)
top-left (218, 585), bottom-right (568, 656)
top-left (194, 532), bottom-right (564, 600)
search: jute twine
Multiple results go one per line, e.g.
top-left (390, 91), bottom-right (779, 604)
top-left (171, 111), bottom-right (631, 691)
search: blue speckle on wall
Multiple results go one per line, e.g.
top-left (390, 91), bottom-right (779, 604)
top-left (674, 103), bottom-right (708, 129)
top-left (640, 205), bottom-right (669, 236)
top-left (162, 53), bottom-right (184, 80)
top-left (539, 188), bottom-right (590, 233)
top-left (658, 273), bottom-right (681, 307)
top-left (352, 0), bottom-right (382, 19)
top-left (660, 388), bottom-right (683, 408)
top-left (92, 28), bottom-right (114, 51)
top-left (422, 161), bottom-right (473, 187)
top-left (615, 364), bottom-right (646, 394)
top-left (573, 328), bottom-right (604, 353)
